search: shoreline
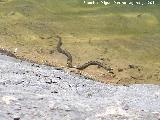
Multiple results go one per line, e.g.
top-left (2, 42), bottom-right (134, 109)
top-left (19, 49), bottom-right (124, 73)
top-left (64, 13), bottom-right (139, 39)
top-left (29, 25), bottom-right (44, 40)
top-left (0, 54), bottom-right (159, 119)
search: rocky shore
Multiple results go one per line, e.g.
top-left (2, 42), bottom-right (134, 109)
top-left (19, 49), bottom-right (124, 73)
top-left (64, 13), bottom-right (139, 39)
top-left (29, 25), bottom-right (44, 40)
top-left (0, 54), bottom-right (160, 120)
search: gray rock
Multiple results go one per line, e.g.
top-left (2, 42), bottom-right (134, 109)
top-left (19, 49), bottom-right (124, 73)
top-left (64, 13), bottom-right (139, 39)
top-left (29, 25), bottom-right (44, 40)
top-left (0, 54), bottom-right (160, 120)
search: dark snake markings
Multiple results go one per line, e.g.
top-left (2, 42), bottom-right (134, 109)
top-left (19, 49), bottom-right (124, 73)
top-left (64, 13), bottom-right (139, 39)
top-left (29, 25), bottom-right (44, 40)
top-left (56, 35), bottom-right (113, 73)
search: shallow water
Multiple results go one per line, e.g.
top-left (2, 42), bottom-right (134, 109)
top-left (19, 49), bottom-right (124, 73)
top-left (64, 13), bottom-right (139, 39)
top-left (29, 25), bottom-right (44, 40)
top-left (0, 0), bottom-right (160, 84)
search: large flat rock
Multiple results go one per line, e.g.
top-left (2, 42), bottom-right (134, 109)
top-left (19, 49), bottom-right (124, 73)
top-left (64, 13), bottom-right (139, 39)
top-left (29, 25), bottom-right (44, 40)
top-left (0, 54), bottom-right (160, 120)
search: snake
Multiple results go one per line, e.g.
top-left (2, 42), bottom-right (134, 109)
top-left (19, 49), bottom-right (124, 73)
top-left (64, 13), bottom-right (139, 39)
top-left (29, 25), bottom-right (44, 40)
top-left (56, 35), bottom-right (113, 73)
top-left (56, 35), bottom-right (73, 68)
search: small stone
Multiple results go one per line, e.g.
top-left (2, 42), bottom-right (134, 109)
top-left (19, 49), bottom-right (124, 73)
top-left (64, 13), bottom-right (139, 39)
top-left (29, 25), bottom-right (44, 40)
top-left (49, 50), bottom-right (54, 54)
top-left (39, 97), bottom-right (44, 100)
top-left (35, 74), bottom-right (39, 76)
top-left (123, 105), bottom-right (129, 111)
top-left (36, 65), bottom-right (40, 68)
top-left (52, 81), bottom-right (57, 84)
top-left (43, 75), bottom-right (49, 77)
top-left (51, 91), bottom-right (58, 94)
top-left (45, 79), bottom-right (52, 84)
top-left (14, 105), bottom-right (21, 111)
top-left (118, 68), bottom-right (123, 72)
top-left (100, 58), bottom-right (105, 61)
top-left (87, 93), bottom-right (92, 97)
top-left (128, 64), bottom-right (135, 69)
top-left (14, 118), bottom-right (20, 120)
top-left (56, 77), bottom-right (61, 79)
top-left (13, 115), bottom-right (20, 120)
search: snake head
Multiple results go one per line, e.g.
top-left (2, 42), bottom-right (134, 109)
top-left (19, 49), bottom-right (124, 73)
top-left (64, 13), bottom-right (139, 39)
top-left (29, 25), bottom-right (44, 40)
top-left (67, 61), bottom-right (72, 68)
top-left (56, 35), bottom-right (62, 45)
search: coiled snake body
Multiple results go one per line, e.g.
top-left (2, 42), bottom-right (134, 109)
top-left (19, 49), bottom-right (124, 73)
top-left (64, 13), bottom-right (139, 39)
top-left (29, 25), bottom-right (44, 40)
top-left (56, 35), bottom-right (113, 73)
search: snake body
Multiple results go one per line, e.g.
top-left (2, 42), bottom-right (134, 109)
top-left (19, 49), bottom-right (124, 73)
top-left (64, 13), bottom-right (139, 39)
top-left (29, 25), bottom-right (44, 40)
top-left (56, 35), bottom-right (113, 73)
top-left (76, 61), bottom-right (113, 71)
top-left (56, 35), bottom-right (73, 68)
